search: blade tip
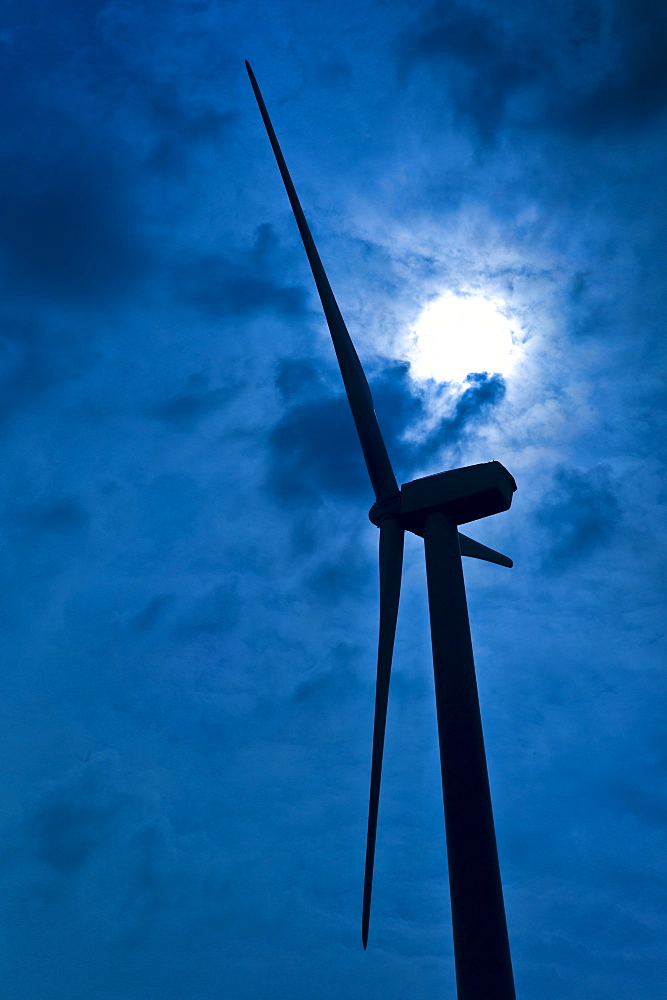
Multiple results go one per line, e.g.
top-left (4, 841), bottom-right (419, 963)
top-left (361, 910), bottom-right (369, 949)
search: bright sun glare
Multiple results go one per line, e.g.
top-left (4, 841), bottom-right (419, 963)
top-left (409, 292), bottom-right (520, 385)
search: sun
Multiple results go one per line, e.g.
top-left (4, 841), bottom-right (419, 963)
top-left (408, 292), bottom-right (520, 385)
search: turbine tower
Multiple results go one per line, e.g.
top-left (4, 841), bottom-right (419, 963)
top-left (247, 62), bottom-right (517, 1000)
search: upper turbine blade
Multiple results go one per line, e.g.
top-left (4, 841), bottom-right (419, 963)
top-left (246, 62), bottom-right (399, 503)
top-left (362, 515), bottom-right (404, 949)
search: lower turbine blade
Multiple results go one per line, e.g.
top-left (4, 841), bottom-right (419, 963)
top-left (362, 516), bottom-right (404, 949)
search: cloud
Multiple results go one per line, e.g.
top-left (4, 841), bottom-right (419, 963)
top-left (131, 594), bottom-right (175, 632)
top-left (550, 0), bottom-right (667, 136)
top-left (305, 537), bottom-right (373, 604)
top-left (151, 372), bottom-right (239, 429)
top-left (145, 88), bottom-right (237, 176)
top-left (177, 578), bottom-right (241, 635)
top-left (175, 223), bottom-right (309, 318)
top-left (267, 360), bottom-right (415, 504)
top-left (401, 0), bottom-right (543, 142)
top-left (400, 0), bottom-right (667, 142)
top-left (419, 371), bottom-right (507, 459)
top-left (537, 464), bottom-right (621, 570)
top-left (268, 362), bottom-right (507, 501)
top-left (368, 362), bottom-right (424, 472)
top-left (0, 315), bottom-right (90, 423)
top-left (610, 779), bottom-right (667, 828)
top-left (0, 130), bottom-right (148, 304)
top-left (23, 757), bottom-right (128, 874)
top-left (12, 496), bottom-right (89, 534)
top-left (275, 357), bottom-right (328, 402)
top-left (268, 392), bottom-right (366, 501)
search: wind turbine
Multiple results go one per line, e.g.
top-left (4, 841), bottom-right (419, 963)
top-left (246, 62), bottom-right (517, 1000)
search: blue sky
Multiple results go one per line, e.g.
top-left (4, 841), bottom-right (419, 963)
top-left (0, 0), bottom-right (665, 997)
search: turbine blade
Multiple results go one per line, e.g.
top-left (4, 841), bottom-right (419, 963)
top-left (245, 61), bottom-right (399, 502)
top-left (362, 515), bottom-right (404, 949)
top-left (458, 533), bottom-right (513, 568)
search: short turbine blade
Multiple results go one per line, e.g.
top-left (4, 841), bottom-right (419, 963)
top-left (362, 515), bottom-right (404, 949)
top-left (246, 61), bottom-right (399, 502)
top-left (458, 532), bottom-right (513, 568)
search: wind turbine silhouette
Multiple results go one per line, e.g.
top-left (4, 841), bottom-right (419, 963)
top-left (247, 62), bottom-right (517, 1000)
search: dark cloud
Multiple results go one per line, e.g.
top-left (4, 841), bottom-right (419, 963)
top-left (268, 392), bottom-right (366, 501)
top-left (0, 0), bottom-right (109, 79)
top-left (538, 465), bottom-right (620, 570)
top-left (146, 90), bottom-right (237, 175)
top-left (25, 760), bottom-right (127, 874)
top-left (0, 2), bottom-right (238, 312)
top-left (175, 223), bottom-right (309, 318)
top-left (551, 0), bottom-right (667, 135)
top-left (178, 259), bottom-right (307, 317)
top-left (0, 145), bottom-right (147, 304)
top-left (275, 357), bottom-right (328, 402)
top-left (268, 363), bottom-right (506, 501)
top-left (151, 372), bottom-right (239, 429)
top-left (132, 594), bottom-right (175, 632)
top-left (306, 539), bottom-right (373, 603)
top-left (611, 779), bottom-right (667, 827)
top-left (371, 365), bottom-right (506, 471)
top-left (401, 0), bottom-right (543, 142)
top-left (0, 35), bottom-right (149, 305)
top-left (0, 315), bottom-right (88, 423)
top-left (369, 362), bottom-right (424, 472)
top-left (267, 359), bottom-right (408, 503)
top-left (7, 495), bottom-right (89, 535)
top-left (292, 643), bottom-right (363, 712)
top-left (177, 579), bottom-right (241, 635)
top-left (417, 372), bottom-right (507, 461)
top-left (402, 0), bottom-right (667, 142)
top-left (565, 272), bottom-right (613, 340)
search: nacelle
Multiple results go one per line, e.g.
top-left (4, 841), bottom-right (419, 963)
top-left (400, 462), bottom-right (516, 533)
